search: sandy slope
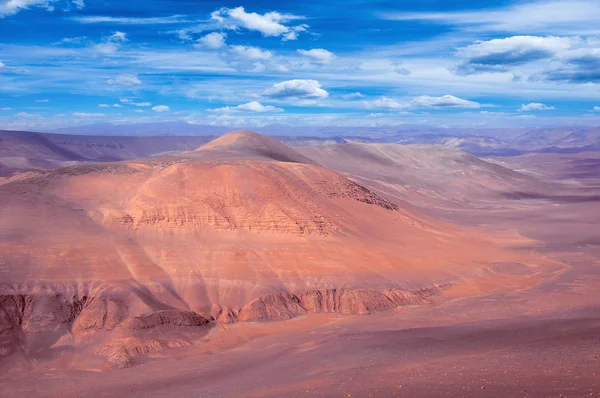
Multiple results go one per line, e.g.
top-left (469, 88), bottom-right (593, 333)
top-left (0, 131), bottom-right (565, 370)
top-left (296, 142), bottom-right (551, 208)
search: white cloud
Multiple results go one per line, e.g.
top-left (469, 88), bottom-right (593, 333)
top-left (93, 43), bottom-right (119, 55)
top-left (518, 103), bottom-right (556, 111)
top-left (342, 92), bottom-right (364, 99)
top-left (380, 1), bottom-right (600, 35)
top-left (452, 35), bottom-right (600, 83)
top-left (106, 74), bottom-right (142, 86)
top-left (92, 31), bottom-right (128, 55)
top-left (0, 61), bottom-right (5, 68)
top-left (411, 95), bottom-right (481, 109)
top-left (363, 96), bottom-right (406, 110)
top-left (72, 112), bottom-right (105, 118)
top-left (0, 107), bottom-right (12, 111)
top-left (152, 105), bottom-right (170, 112)
top-left (455, 36), bottom-right (573, 74)
top-left (229, 45), bottom-right (272, 60)
top-left (297, 49), bottom-right (335, 65)
top-left (72, 0), bottom-right (84, 9)
top-left (72, 15), bottom-right (190, 24)
top-left (109, 31), bottom-right (127, 42)
top-left (363, 95), bottom-right (480, 110)
top-left (210, 6), bottom-right (307, 40)
top-left (196, 32), bottom-right (227, 49)
top-left (35, 99), bottom-right (49, 103)
top-left (55, 36), bottom-right (87, 45)
top-left (0, 0), bottom-right (56, 17)
top-left (263, 79), bottom-right (328, 100)
top-left (134, 109), bottom-right (144, 113)
top-left (282, 25), bottom-right (308, 41)
top-left (594, 106), bottom-right (600, 112)
top-left (112, 103), bottom-right (123, 108)
top-left (98, 104), bottom-right (110, 108)
top-left (208, 101), bottom-right (284, 113)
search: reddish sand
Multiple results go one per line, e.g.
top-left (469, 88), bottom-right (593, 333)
top-left (1, 133), bottom-right (598, 397)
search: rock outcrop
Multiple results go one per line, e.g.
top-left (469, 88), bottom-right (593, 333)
top-left (0, 284), bottom-right (440, 368)
top-left (237, 287), bottom-right (435, 322)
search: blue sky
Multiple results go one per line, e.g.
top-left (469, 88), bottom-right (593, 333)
top-left (1, 0), bottom-right (600, 130)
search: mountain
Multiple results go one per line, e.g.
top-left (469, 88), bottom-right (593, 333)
top-left (510, 128), bottom-right (600, 151)
top-left (0, 130), bottom-right (215, 175)
top-left (191, 130), bottom-right (315, 163)
top-left (0, 131), bottom-right (560, 368)
top-left (49, 122), bottom-right (229, 136)
top-left (296, 142), bottom-right (551, 209)
top-left (0, 130), bottom-right (349, 176)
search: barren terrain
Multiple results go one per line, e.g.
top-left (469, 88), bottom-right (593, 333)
top-left (0, 132), bottom-right (598, 397)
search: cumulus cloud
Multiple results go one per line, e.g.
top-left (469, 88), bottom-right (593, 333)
top-left (208, 101), bottom-right (284, 113)
top-left (71, 0), bottom-right (84, 9)
top-left (92, 31), bottom-right (128, 55)
top-left (297, 49), bottom-right (335, 65)
top-left (72, 112), bottom-right (104, 117)
top-left (229, 45), bottom-right (272, 60)
top-left (540, 47), bottom-right (600, 83)
top-left (518, 103), bottom-right (556, 111)
top-left (594, 106), bottom-right (600, 112)
top-left (152, 105), bottom-right (170, 112)
top-left (454, 35), bottom-right (600, 83)
top-left (195, 32), bottom-right (227, 49)
top-left (455, 36), bottom-right (572, 74)
top-left (106, 74), bottom-right (142, 86)
top-left (262, 79), bottom-right (328, 100)
top-left (220, 45), bottom-right (288, 73)
top-left (210, 6), bottom-right (307, 40)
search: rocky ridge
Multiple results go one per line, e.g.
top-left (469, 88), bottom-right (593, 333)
top-left (0, 285), bottom-right (440, 367)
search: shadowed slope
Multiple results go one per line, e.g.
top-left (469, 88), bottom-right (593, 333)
top-left (296, 142), bottom-right (551, 208)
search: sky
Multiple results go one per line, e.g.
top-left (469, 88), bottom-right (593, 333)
top-left (1, 0), bottom-right (600, 130)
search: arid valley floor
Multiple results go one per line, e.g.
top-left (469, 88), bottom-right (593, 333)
top-left (1, 131), bottom-right (599, 397)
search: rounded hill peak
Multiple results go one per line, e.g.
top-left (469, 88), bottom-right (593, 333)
top-left (193, 130), bottom-right (313, 164)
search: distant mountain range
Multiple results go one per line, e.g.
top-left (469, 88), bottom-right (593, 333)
top-left (0, 129), bottom-right (347, 175)
top-left (45, 122), bottom-right (600, 154)
top-left (1, 124), bottom-right (599, 175)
